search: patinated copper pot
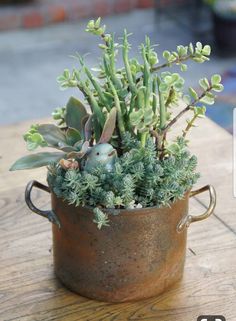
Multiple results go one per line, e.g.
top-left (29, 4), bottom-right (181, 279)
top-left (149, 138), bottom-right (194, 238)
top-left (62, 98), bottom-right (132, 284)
top-left (25, 180), bottom-right (216, 302)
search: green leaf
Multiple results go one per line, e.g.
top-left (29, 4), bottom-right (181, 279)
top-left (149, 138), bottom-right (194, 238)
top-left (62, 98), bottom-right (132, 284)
top-left (67, 141), bottom-right (90, 159)
top-left (181, 64), bottom-right (187, 72)
top-left (84, 115), bottom-right (93, 141)
top-left (144, 108), bottom-right (154, 125)
top-left (193, 106), bottom-right (206, 118)
top-left (199, 78), bottom-right (209, 91)
top-left (130, 109), bottom-right (144, 126)
top-left (65, 97), bottom-right (88, 135)
top-left (189, 42), bottom-right (194, 54)
top-left (10, 152), bottom-right (65, 171)
top-left (38, 124), bottom-right (66, 147)
top-left (202, 45), bottom-right (211, 56)
top-left (93, 207), bottom-right (110, 230)
top-left (177, 45), bottom-right (187, 56)
top-left (200, 93), bottom-right (215, 105)
top-left (98, 107), bottom-right (117, 144)
top-left (166, 143), bottom-right (180, 155)
top-left (95, 17), bottom-right (101, 28)
top-left (163, 50), bottom-right (170, 60)
top-left (189, 87), bottom-right (198, 100)
top-left (159, 83), bottom-right (168, 92)
top-left (212, 84), bottom-right (224, 92)
top-left (26, 133), bottom-right (45, 151)
top-left (211, 74), bottom-right (221, 86)
top-left (196, 42), bottom-right (202, 51)
top-left (66, 128), bottom-right (82, 146)
top-left (183, 94), bottom-right (191, 104)
top-left (63, 69), bottom-right (70, 79)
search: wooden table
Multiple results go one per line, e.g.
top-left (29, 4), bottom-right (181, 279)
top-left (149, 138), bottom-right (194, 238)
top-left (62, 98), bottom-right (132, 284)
top-left (0, 116), bottom-right (236, 321)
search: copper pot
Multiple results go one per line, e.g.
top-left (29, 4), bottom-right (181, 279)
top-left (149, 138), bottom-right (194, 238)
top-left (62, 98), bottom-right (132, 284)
top-left (25, 180), bottom-right (216, 302)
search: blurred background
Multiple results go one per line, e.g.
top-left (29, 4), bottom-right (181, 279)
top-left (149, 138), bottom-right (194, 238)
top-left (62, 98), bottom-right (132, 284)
top-left (0, 0), bottom-right (236, 133)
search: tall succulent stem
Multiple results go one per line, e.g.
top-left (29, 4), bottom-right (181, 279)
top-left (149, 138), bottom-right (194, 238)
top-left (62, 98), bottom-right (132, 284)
top-left (152, 76), bottom-right (158, 115)
top-left (157, 76), bottom-right (166, 130)
top-left (123, 30), bottom-right (137, 96)
top-left (83, 66), bottom-right (109, 109)
top-left (108, 79), bottom-right (125, 136)
top-left (141, 132), bottom-right (148, 148)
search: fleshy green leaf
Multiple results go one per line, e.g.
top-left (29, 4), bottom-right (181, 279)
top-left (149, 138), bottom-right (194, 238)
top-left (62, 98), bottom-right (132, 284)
top-left (26, 133), bottom-right (45, 151)
top-left (38, 124), bottom-right (66, 147)
top-left (66, 128), bottom-right (82, 146)
top-left (10, 152), bottom-right (65, 171)
top-left (200, 93), bottom-right (215, 105)
top-left (183, 94), bottom-right (191, 104)
top-left (84, 115), bottom-right (93, 141)
top-left (189, 42), bottom-right (194, 54)
top-left (196, 42), bottom-right (202, 51)
top-left (199, 78), bottom-right (209, 91)
top-left (130, 109), bottom-right (144, 126)
top-left (202, 45), bottom-right (211, 56)
top-left (166, 143), bottom-right (180, 155)
top-left (181, 64), bottom-right (187, 72)
top-left (189, 87), bottom-right (198, 100)
top-left (212, 84), bottom-right (224, 92)
top-left (163, 50), bottom-right (171, 60)
top-left (211, 74), bottom-right (221, 86)
top-left (65, 97), bottom-right (88, 135)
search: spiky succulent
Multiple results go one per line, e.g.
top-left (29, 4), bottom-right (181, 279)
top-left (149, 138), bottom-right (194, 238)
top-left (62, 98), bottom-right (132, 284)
top-left (10, 18), bottom-right (224, 229)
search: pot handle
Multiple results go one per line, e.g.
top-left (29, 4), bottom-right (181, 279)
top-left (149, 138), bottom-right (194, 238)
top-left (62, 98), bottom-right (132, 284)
top-left (177, 185), bottom-right (216, 233)
top-left (25, 180), bottom-right (61, 228)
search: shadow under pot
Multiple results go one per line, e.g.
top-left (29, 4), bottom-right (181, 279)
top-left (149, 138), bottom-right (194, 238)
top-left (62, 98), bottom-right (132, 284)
top-left (25, 180), bottom-right (216, 303)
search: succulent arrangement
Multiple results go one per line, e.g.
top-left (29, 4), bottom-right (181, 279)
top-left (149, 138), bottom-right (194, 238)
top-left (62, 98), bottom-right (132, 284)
top-left (10, 18), bottom-right (223, 228)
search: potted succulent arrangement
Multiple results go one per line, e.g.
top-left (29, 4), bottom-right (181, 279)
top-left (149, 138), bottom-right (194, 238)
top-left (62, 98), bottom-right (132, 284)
top-left (205, 0), bottom-right (236, 53)
top-left (10, 18), bottom-right (223, 302)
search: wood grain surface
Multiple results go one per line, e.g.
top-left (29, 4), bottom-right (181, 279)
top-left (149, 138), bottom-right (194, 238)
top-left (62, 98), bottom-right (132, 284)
top-left (0, 116), bottom-right (236, 321)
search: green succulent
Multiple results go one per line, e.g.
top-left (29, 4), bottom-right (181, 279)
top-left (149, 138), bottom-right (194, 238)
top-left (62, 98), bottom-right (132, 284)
top-left (10, 19), bottom-right (224, 229)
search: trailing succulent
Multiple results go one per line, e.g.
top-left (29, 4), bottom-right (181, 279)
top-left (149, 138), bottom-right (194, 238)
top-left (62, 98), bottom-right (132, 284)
top-left (10, 18), bottom-right (224, 229)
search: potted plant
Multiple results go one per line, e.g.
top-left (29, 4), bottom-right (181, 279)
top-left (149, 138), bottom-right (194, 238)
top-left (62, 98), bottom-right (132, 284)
top-left (205, 0), bottom-right (236, 53)
top-left (10, 18), bottom-right (223, 302)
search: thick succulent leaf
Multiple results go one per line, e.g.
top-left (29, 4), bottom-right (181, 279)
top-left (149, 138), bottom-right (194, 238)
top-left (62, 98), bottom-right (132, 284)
top-left (188, 87), bottom-right (198, 101)
top-left (66, 128), bottom-right (81, 146)
top-left (65, 97), bottom-right (88, 134)
top-left (93, 116), bottom-right (102, 142)
top-left (57, 142), bottom-right (77, 152)
top-left (9, 152), bottom-right (66, 171)
top-left (98, 107), bottom-right (117, 144)
top-left (38, 124), bottom-right (66, 147)
top-left (130, 109), bottom-right (144, 126)
top-left (26, 133), bottom-right (46, 151)
top-left (67, 141), bottom-right (90, 159)
top-left (84, 115), bottom-right (93, 141)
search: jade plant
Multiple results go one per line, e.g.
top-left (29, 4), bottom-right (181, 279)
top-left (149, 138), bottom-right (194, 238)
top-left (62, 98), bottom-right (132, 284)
top-left (10, 18), bottom-right (224, 228)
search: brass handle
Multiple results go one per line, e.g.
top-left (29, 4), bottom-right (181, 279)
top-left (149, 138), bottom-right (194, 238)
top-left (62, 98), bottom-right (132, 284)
top-left (177, 185), bottom-right (216, 233)
top-left (25, 180), bottom-right (61, 228)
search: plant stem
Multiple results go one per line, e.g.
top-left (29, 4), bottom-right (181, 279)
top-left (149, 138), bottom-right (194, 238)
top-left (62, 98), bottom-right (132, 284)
top-left (152, 77), bottom-right (157, 114)
top-left (157, 77), bottom-right (166, 130)
top-left (151, 54), bottom-right (192, 72)
top-left (83, 66), bottom-right (109, 108)
top-left (141, 132), bottom-right (148, 148)
top-left (108, 80), bottom-right (125, 136)
top-left (162, 86), bottom-right (212, 135)
top-left (80, 84), bottom-right (105, 128)
top-left (123, 30), bottom-right (137, 96)
top-left (182, 114), bottom-right (198, 138)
